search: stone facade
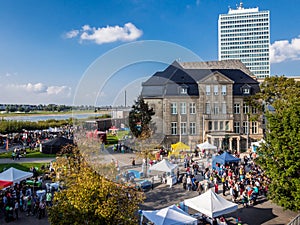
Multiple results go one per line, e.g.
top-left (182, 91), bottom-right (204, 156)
top-left (141, 60), bottom-right (263, 152)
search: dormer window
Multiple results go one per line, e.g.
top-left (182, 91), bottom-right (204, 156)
top-left (241, 84), bottom-right (251, 95)
top-left (243, 88), bottom-right (250, 94)
top-left (181, 87), bottom-right (187, 94)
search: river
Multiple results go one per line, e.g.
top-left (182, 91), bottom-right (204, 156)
top-left (2, 113), bottom-right (102, 122)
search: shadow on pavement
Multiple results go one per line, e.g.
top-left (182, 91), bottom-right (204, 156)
top-left (227, 206), bottom-right (277, 225)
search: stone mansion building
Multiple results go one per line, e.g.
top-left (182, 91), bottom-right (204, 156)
top-left (141, 60), bottom-right (264, 152)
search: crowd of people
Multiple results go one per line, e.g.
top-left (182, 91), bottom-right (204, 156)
top-left (0, 180), bottom-right (54, 223)
top-left (177, 150), bottom-right (270, 205)
top-left (216, 153), bottom-right (270, 207)
top-left (164, 149), bottom-right (271, 224)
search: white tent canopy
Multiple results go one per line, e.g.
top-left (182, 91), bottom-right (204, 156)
top-left (251, 139), bottom-right (266, 153)
top-left (251, 139), bottom-right (265, 147)
top-left (149, 159), bottom-right (178, 173)
top-left (0, 167), bottom-right (33, 184)
top-left (197, 141), bottom-right (217, 150)
top-left (142, 204), bottom-right (197, 225)
top-left (184, 189), bottom-right (238, 218)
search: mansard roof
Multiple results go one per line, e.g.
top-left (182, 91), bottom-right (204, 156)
top-left (141, 61), bottom-right (260, 97)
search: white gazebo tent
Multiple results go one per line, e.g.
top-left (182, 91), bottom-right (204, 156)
top-left (0, 167), bottom-right (33, 184)
top-left (141, 204), bottom-right (197, 225)
top-left (184, 189), bottom-right (238, 218)
top-left (149, 159), bottom-right (178, 174)
top-left (197, 141), bottom-right (217, 150)
top-left (251, 139), bottom-right (265, 152)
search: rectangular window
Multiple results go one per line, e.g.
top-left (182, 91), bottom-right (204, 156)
top-left (225, 121), bottom-right (229, 131)
top-left (234, 122), bottom-right (240, 133)
top-left (252, 107), bottom-right (257, 114)
top-left (243, 121), bottom-right (249, 134)
top-left (171, 122), bottom-right (177, 135)
top-left (190, 122), bottom-right (196, 135)
top-left (252, 121), bottom-right (258, 134)
top-left (180, 122), bottom-right (186, 134)
top-left (214, 85), bottom-right (218, 95)
top-left (189, 102), bottom-right (196, 114)
top-left (205, 103), bottom-right (211, 114)
top-left (220, 121), bottom-right (224, 130)
top-left (222, 103), bottom-right (227, 114)
top-left (206, 85), bottom-right (211, 95)
top-left (214, 121), bottom-right (218, 131)
top-left (222, 85), bottom-right (227, 95)
top-left (208, 121), bottom-right (213, 131)
top-left (180, 102), bottom-right (186, 114)
top-left (213, 103), bottom-right (219, 115)
top-left (243, 104), bottom-right (249, 114)
top-left (234, 103), bottom-right (240, 114)
top-left (171, 103), bottom-right (177, 114)
top-left (181, 122), bottom-right (187, 135)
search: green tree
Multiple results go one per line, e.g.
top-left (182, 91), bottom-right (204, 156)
top-left (128, 96), bottom-right (156, 177)
top-left (129, 96), bottom-right (155, 139)
top-left (256, 76), bottom-right (300, 211)
top-left (48, 146), bottom-right (145, 225)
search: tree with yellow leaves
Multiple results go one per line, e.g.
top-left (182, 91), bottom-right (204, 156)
top-left (48, 146), bottom-right (145, 225)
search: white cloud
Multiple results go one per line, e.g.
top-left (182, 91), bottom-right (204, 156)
top-left (82, 24), bottom-right (91, 31)
top-left (25, 83), bottom-right (48, 93)
top-left (10, 82), bottom-right (71, 96)
top-left (65, 29), bottom-right (79, 38)
top-left (1, 82), bottom-right (72, 104)
top-left (270, 36), bottom-right (300, 63)
top-left (47, 85), bottom-right (71, 96)
top-left (66, 22), bottom-right (143, 45)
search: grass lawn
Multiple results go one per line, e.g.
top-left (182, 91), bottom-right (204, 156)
top-left (0, 162), bottom-right (49, 174)
top-left (0, 149), bottom-right (56, 159)
top-left (0, 110), bottom-right (96, 117)
top-left (106, 130), bottom-right (130, 145)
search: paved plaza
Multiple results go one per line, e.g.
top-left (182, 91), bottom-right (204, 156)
top-left (0, 149), bottom-right (298, 225)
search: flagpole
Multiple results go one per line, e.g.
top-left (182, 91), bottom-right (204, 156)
top-left (202, 114), bottom-right (205, 142)
top-left (179, 113), bottom-right (181, 142)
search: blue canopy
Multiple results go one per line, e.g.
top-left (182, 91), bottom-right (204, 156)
top-left (212, 152), bottom-right (240, 168)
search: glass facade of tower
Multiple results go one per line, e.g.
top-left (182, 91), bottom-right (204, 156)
top-left (218, 5), bottom-right (270, 79)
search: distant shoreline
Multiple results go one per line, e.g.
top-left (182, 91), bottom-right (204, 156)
top-left (0, 111), bottom-right (98, 118)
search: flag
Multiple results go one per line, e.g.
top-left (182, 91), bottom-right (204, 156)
top-left (5, 138), bottom-right (9, 151)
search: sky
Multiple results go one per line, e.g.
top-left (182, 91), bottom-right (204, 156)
top-left (1, 0), bottom-right (300, 106)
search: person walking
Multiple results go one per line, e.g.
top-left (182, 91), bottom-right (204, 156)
top-left (214, 183), bottom-right (219, 194)
top-left (39, 200), bottom-right (46, 219)
top-left (222, 175), bottom-right (227, 196)
top-left (186, 176), bottom-right (192, 191)
top-left (182, 175), bottom-right (187, 190)
top-left (26, 196), bottom-right (32, 216)
top-left (46, 191), bottom-right (52, 207)
top-left (14, 200), bottom-right (19, 220)
top-left (197, 182), bottom-right (203, 195)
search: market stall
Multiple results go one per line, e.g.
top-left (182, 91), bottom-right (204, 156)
top-left (0, 180), bottom-right (13, 190)
top-left (212, 152), bottom-right (241, 169)
top-left (141, 204), bottom-right (197, 225)
top-left (0, 167), bottom-right (33, 184)
top-left (184, 189), bottom-right (238, 219)
top-left (197, 141), bottom-right (217, 151)
top-left (149, 159), bottom-right (178, 186)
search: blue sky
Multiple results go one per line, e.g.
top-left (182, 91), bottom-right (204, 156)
top-left (1, 0), bottom-right (300, 106)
